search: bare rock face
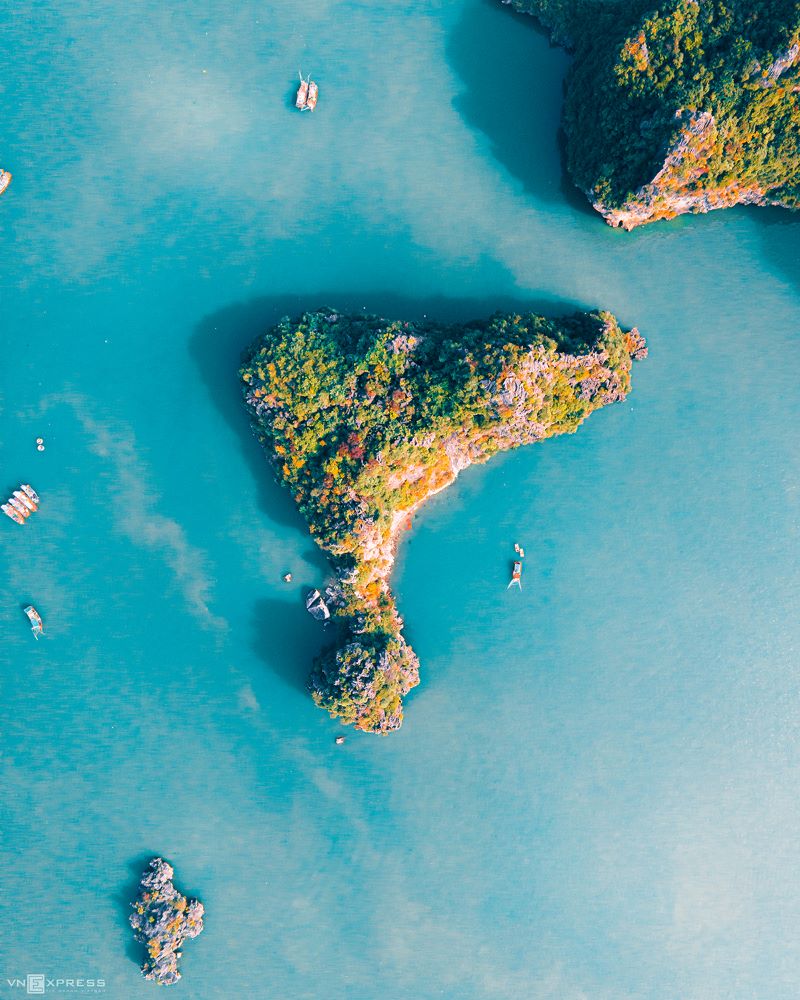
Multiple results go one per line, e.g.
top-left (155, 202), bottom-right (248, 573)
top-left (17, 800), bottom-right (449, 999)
top-left (753, 42), bottom-right (800, 87)
top-left (129, 858), bottom-right (204, 986)
top-left (592, 110), bottom-right (778, 230)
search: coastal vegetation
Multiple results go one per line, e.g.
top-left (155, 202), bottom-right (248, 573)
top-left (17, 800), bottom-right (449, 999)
top-left (129, 858), bottom-right (204, 986)
top-left (242, 308), bottom-right (646, 733)
top-left (507, 0), bottom-right (800, 227)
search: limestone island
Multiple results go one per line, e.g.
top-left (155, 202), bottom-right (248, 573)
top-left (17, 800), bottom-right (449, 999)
top-left (506, 0), bottom-right (800, 228)
top-left (129, 858), bottom-right (204, 986)
top-left (242, 309), bottom-right (646, 733)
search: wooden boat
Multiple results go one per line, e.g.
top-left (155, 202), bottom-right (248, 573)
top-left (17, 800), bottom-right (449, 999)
top-left (296, 73), bottom-right (309, 109)
top-left (507, 560), bottom-right (522, 589)
top-left (305, 80), bottom-right (318, 111)
top-left (9, 496), bottom-right (31, 518)
top-left (14, 490), bottom-right (36, 511)
top-left (0, 170), bottom-right (11, 196)
top-left (2, 503), bottom-right (24, 524)
top-left (306, 588), bottom-right (331, 620)
top-left (21, 484), bottom-right (40, 504)
top-left (23, 605), bottom-right (44, 639)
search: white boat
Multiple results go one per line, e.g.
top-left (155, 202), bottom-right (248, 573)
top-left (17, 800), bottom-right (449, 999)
top-left (14, 490), bottom-right (36, 511)
top-left (0, 170), bottom-right (11, 196)
top-left (295, 73), bottom-right (318, 111)
top-left (507, 560), bottom-right (522, 589)
top-left (2, 503), bottom-right (24, 524)
top-left (296, 73), bottom-right (309, 109)
top-left (306, 589), bottom-right (331, 620)
top-left (23, 605), bottom-right (44, 639)
top-left (21, 484), bottom-right (40, 504)
top-left (9, 497), bottom-right (30, 518)
top-left (305, 79), bottom-right (318, 111)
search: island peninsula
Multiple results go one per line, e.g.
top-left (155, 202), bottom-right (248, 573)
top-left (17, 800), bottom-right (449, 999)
top-left (507, 0), bottom-right (800, 228)
top-left (242, 309), bottom-right (646, 733)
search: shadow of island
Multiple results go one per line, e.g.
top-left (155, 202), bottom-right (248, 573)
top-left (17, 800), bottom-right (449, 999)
top-left (447, 0), bottom-right (579, 209)
top-left (251, 595), bottom-right (337, 694)
top-left (755, 206), bottom-right (800, 299)
top-left (446, 0), bottom-right (626, 221)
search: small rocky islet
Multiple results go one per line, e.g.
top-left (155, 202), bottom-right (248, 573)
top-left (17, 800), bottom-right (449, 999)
top-left (242, 308), bottom-right (646, 734)
top-left (507, 0), bottom-right (800, 228)
top-left (129, 858), bottom-right (204, 986)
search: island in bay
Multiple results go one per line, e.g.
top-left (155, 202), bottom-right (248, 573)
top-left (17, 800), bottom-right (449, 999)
top-left (242, 308), bottom-right (646, 733)
top-left (129, 858), bottom-right (204, 986)
top-left (507, 0), bottom-right (800, 228)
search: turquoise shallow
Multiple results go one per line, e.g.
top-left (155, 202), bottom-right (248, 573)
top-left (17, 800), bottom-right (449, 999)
top-left (2, 2), bottom-right (800, 998)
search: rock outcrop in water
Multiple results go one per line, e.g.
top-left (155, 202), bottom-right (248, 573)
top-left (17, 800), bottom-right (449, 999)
top-left (129, 858), bottom-right (204, 986)
top-left (242, 309), bottom-right (646, 733)
top-left (506, 0), bottom-right (800, 228)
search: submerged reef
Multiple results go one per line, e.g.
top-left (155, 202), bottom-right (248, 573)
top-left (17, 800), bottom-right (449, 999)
top-left (242, 309), bottom-right (646, 733)
top-left (506, 0), bottom-right (800, 227)
top-left (129, 858), bottom-right (204, 986)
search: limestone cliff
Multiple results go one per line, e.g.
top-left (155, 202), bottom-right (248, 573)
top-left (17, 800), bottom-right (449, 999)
top-left (507, 0), bottom-right (800, 228)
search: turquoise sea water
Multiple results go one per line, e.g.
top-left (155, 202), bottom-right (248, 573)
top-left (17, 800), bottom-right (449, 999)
top-left (2, 2), bottom-right (800, 998)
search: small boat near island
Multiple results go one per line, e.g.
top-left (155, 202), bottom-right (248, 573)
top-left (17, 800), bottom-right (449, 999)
top-left (306, 589), bottom-right (331, 620)
top-left (9, 496), bottom-right (31, 518)
top-left (2, 503), bottom-right (24, 524)
top-left (14, 490), bottom-right (36, 511)
top-left (295, 73), bottom-right (318, 111)
top-left (0, 170), bottom-right (11, 196)
top-left (23, 605), bottom-right (44, 639)
top-left (295, 73), bottom-right (309, 109)
top-left (2, 484), bottom-right (41, 525)
top-left (305, 79), bottom-right (318, 111)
